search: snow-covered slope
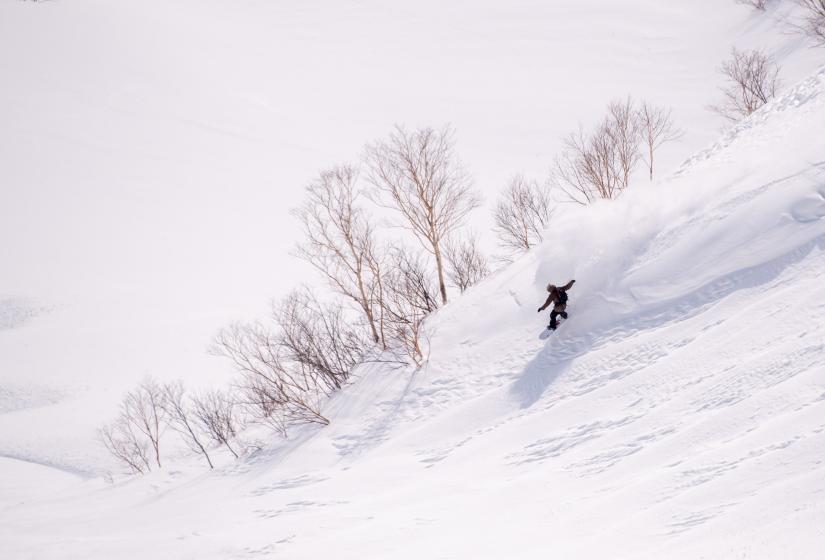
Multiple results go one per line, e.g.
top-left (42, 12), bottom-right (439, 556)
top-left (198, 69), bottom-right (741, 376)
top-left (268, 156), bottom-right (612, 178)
top-left (2, 1), bottom-right (825, 558)
top-left (1, 0), bottom-right (823, 478)
top-left (4, 58), bottom-right (825, 559)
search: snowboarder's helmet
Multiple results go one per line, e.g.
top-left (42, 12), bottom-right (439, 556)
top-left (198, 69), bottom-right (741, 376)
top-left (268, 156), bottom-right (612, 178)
top-left (546, 283), bottom-right (556, 292)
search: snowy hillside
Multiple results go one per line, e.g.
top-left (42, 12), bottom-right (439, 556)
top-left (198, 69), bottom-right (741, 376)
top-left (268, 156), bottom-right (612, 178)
top-left (4, 58), bottom-right (825, 560)
top-left (2, 1), bottom-right (825, 559)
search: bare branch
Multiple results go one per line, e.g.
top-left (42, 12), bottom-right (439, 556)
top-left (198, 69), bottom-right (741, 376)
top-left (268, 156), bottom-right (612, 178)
top-left (98, 419), bottom-right (151, 475)
top-left (493, 175), bottom-right (554, 257)
top-left (735, 0), bottom-right (770, 11)
top-left (211, 323), bottom-right (330, 433)
top-left (191, 389), bottom-right (243, 459)
top-left (122, 377), bottom-right (168, 469)
top-left (275, 288), bottom-right (368, 394)
top-left (161, 382), bottom-right (214, 469)
top-left (636, 101), bottom-right (684, 181)
top-left (292, 165), bottom-right (387, 348)
top-left (708, 48), bottom-right (781, 122)
top-left (553, 97), bottom-right (642, 204)
top-left (794, 0), bottom-right (825, 46)
top-left (365, 124), bottom-right (480, 305)
top-left (379, 248), bottom-right (440, 365)
top-left (444, 235), bottom-right (490, 293)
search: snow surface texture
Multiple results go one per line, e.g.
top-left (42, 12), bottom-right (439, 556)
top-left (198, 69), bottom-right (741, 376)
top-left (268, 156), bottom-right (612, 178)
top-left (1, 0), bottom-right (822, 476)
top-left (3, 65), bottom-right (825, 560)
top-left (2, 1), bottom-right (825, 559)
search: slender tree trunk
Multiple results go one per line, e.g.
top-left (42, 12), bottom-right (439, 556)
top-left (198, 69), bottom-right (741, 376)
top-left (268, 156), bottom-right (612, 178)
top-left (219, 435), bottom-right (239, 459)
top-left (433, 241), bottom-right (448, 305)
top-left (356, 274), bottom-right (380, 345)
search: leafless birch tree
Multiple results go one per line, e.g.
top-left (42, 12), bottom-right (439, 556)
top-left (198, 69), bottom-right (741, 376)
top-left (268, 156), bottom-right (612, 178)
top-left (275, 288), bottom-right (368, 393)
top-left (795, 0), bottom-right (825, 45)
top-left (366, 125), bottom-right (480, 305)
top-left (99, 416), bottom-right (152, 474)
top-left (607, 98), bottom-right (643, 190)
top-left (211, 323), bottom-right (329, 434)
top-left (493, 175), bottom-right (553, 258)
top-left (708, 48), bottom-right (781, 122)
top-left (554, 97), bottom-right (684, 202)
top-left (380, 248), bottom-right (440, 365)
top-left (554, 100), bottom-right (640, 204)
top-left (444, 236), bottom-right (490, 292)
top-left (162, 382), bottom-right (214, 469)
top-left (99, 377), bottom-right (170, 473)
top-left (293, 165), bottom-right (386, 348)
top-left (122, 377), bottom-right (168, 469)
top-left (636, 102), bottom-right (683, 181)
top-left (191, 389), bottom-right (242, 459)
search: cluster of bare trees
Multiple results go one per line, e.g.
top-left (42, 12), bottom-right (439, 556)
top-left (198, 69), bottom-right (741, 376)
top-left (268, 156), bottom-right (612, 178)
top-left (490, 98), bottom-right (682, 260)
top-left (100, 378), bottom-right (242, 474)
top-left (210, 285), bottom-right (374, 436)
top-left (215, 127), bottom-right (485, 431)
top-left (365, 125), bottom-right (481, 306)
top-left (709, 48), bottom-right (782, 122)
top-left (550, 98), bottom-right (681, 206)
top-left (289, 125), bottom-right (484, 366)
top-left (492, 175), bottom-right (554, 260)
top-left (796, 0), bottom-right (825, 45)
top-left (101, 125), bottom-right (487, 475)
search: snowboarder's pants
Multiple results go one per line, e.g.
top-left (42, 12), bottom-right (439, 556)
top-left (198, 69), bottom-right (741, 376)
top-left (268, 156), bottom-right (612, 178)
top-left (549, 307), bottom-right (568, 329)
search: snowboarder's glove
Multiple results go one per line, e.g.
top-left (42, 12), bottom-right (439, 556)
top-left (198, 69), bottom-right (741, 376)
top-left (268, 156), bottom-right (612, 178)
top-left (537, 307), bottom-right (542, 312)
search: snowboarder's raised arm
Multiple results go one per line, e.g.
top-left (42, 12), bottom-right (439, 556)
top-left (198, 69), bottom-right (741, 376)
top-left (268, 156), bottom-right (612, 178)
top-left (560, 279), bottom-right (576, 291)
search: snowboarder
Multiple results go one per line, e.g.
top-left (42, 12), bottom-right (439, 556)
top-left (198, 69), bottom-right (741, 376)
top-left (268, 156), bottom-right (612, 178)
top-left (537, 279), bottom-right (575, 330)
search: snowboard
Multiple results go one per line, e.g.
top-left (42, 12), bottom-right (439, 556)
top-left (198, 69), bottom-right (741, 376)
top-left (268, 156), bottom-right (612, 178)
top-left (538, 317), bottom-right (565, 340)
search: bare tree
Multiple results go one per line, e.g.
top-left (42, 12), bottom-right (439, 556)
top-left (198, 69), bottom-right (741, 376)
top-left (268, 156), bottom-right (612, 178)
top-left (380, 248), bottom-right (440, 365)
top-left (493, 175), bottom-right (553, 257)
top-left (99, 417), bottom-right (151, 475)
top-left (554, 98), bottom-right (642, 204)
top-left (275, 288), bottom-right (368, 393)
top-left (293, 165), bottom-right (386, 348)
top-left (607, 98), bottom-right (643, 190)
top-left (795, 0), bottom-right (825, 45)
top-left (191, 389), bottom-right (242, 459)
top-left (122, 378), bottom-right (168, 469)
top-left (212, 323), bottom-right (329, 433)
top-left (708, 48), bottom-right (781, 122)
top-left (444, 236), bottom-right (489, 293)
top-left (736, 0), bottom-right (770, 10)
top-left (365, 125), bottom-right (480, 305)
top-left (99, 378), bottom-right (170, 474)
top-left (161, 382), bottom-right (214, 469)
top-left (636, 102), bottom-right (683, 181)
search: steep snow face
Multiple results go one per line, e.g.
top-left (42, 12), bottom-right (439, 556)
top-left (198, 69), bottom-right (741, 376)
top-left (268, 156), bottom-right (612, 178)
top-left (2, 1), bottom-right (825, 558)
top-left (3, 62), bottom-right (825, 559)
top-left (1, 0), bottom-right (823, 478)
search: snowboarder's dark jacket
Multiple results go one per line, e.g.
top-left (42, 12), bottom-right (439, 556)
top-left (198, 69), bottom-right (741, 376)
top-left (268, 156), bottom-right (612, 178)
top-left (538, 279), bottom-right (575, 313)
